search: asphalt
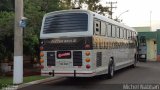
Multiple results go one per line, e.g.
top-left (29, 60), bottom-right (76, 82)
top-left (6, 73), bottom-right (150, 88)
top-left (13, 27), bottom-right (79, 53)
top-left (17, 61), bottom-right (160, 90)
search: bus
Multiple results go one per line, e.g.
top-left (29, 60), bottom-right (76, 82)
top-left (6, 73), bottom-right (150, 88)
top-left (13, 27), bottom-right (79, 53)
top-left (39, 9), bottom-right (137, 78)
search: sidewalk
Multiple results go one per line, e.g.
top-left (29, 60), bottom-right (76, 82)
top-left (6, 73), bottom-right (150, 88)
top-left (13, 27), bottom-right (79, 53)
top-left (2, 76), bottom-right (62, 90)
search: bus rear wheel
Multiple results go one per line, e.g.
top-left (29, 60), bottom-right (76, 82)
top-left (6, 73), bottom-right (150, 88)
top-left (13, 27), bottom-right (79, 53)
top-left (108, 61), bottom-right (114, 79)
top-left (131, 54), bottom-right (137, 68)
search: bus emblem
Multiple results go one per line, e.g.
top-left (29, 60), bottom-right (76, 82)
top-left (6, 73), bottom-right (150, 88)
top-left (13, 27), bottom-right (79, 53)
top-left (57, 51), bottom-right (71, 59)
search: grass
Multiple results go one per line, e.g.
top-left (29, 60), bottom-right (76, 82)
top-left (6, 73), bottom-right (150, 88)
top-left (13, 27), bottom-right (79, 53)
top-left (23, 76), bottom-right (48, 83)
top-left (0, 75), bottom-right (49, 89)
top-left (0, 76), bottom-right (12, 89)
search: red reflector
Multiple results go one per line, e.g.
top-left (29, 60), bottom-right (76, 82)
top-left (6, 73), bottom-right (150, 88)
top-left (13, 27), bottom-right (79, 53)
top-left (40, 65), bottom-right (44, 69)
top-left (78, 66), bottom-right (82, 68)
top-left (86, 64), bottom-right (91, 69)
top-left (40, 46), bottom-right (44, 51)
top-left (48, 66), bottom-right (52, 68)
top-left (40, 52), bottom-right (44, 57)
top-left (85, 44), bottom-right (90, 49)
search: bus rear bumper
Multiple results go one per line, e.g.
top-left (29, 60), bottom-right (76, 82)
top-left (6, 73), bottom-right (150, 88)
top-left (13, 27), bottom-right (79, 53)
top-left (41, 70), bottom-right (96, 77)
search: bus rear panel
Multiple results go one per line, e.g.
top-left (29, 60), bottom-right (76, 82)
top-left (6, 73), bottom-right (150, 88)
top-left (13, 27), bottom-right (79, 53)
top-left (40, 37), bottom-right (96, 77)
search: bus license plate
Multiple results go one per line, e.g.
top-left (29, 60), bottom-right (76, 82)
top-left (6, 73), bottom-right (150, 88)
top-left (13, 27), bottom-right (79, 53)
top-left (59, 62), bottom-right (69, 65)
top-left (57, 51), bottom-right (71, 59)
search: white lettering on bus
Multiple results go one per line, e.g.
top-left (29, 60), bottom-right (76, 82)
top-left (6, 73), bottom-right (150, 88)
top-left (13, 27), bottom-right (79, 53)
top-left (50, 39), bottom-right (77, 44)
top-left (58, 52), bottom-right (70, 58)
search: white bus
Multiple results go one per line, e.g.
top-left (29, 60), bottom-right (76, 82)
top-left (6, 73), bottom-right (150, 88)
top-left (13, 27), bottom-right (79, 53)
top-left (40, 9), bottom-right (137, 78)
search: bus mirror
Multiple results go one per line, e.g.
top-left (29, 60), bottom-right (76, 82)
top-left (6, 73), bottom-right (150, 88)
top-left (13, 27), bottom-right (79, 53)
top-left (95, 28), bottom-right (100, 35)
top-left (94, 21), bottom-right (100, 35)
top-left (96, 28), bottom-right (99, 32)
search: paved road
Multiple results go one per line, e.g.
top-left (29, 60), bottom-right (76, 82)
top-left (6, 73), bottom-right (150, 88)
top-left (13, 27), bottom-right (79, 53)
top-left (19, 62), bottom-right (160, 90)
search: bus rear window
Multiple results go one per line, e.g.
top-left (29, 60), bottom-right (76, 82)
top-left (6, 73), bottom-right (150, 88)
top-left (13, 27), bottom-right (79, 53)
top-left (43, 13), bottom-right (88, 34)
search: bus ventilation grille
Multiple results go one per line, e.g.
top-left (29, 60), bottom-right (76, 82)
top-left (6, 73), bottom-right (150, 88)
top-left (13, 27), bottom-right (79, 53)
top-left (47, 52), bottom-right (55, 66)
top-left (73, 51), bottom-right (82, 66)
top-left (96, 52), bottom-right (102, 67)
top-left (43, 13), bottom-right (88, 34)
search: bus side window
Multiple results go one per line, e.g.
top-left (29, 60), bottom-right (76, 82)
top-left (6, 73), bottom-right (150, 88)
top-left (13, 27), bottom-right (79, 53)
top-left (107, 23), bottom-right (112, 37)
top-left (112, 25), bottom-right (116, 37)
top-left (100, 21), bottom-right (106, 36)
top-left (120, 28), bottom-right (123, 39)
top-left (131, 31), bottom-right (133, 39)
top-left (127, 30), bottom-right (130, 39)
top-left (94, 20), bottom-right (100, 35)
top-left (134, 32), bottom-right (137, 39)
top-left (117, 27), bottom-right (120, 38)
top-left (124, 29), bottom-right (127, 39)
top-left (105, 23), bottom-right (108, 36)
top-left (129, 30), bottom-right (132, 39)
top-left (131, 31), bottom-right (134, 39)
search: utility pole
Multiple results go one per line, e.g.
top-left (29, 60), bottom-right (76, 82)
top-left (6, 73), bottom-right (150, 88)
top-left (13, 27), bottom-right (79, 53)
top-left (116, 10), bottom-right (129, 22)
top-left (13, 0), bottom-right (23, 84)
top-left (106, 2), bottom-right (117, 19)
top-left (150, 11), bottom-right (152, 31)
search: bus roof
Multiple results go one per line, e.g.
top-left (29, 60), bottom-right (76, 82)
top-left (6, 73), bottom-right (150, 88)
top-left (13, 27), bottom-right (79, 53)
top-left (44, 9), bottom-right (136, 32)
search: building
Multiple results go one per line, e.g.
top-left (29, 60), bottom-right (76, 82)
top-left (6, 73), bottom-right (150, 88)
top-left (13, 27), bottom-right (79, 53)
top-left (134, 27), bottom-right (151, 32)
top-left (134, 26), bottom-right (160, 61)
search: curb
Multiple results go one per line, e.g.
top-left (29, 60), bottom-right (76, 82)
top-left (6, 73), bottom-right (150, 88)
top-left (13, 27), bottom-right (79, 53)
top-left (17, 76), bottom-right (62, 89)
top-left (2, 76), bottom-right (62, 90)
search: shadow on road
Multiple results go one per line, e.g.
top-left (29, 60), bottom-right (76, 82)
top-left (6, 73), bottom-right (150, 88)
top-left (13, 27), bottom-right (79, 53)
top-left (19, 62), bottom-right (160, 90)
top-left (47, 65), bottom-right (138, 86)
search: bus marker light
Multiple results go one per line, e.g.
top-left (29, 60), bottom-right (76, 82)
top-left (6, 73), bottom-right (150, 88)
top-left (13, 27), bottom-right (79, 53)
top-left (48, 66), bottom-right (52, 68)
top-left (40, 46), bottom-right (44, 51)
top-left (40, 52), bottom-right (44, 57)
top-left (85, 51), bottom-right (90, 56)
top-left (41, 41), bottom-right (44, 44)
top-left (40, 65), bottom-right (44, 69)
top-left (78, 66), bottom-right (82, 68)
top-left (86, 64), bottom-right (91, 69)
top-left (40, 59), bottom-right (44, 63)
top-left (85, 44), bottom-right (90, 49)
top-left (85, 58), bottom-right (91, 62)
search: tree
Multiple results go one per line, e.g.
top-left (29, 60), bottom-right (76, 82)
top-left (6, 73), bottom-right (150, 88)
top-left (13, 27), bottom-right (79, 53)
top-left (83, 0), bottom-right (109, 15)
top-left (0, 11), bottom-right (14, 61)
top-left (23, 0), bottom-right (64, 59)
top-left (60, 0), bottom-right (110, 16)
top-left (0, 0), bottom-right (14, 11)
top-left (0, 0), bottom-right (65, 62)
top-left (0, 0), bottom-right (110, 62)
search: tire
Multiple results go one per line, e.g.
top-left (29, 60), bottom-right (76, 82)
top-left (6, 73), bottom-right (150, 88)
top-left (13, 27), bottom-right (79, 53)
top-left (108, 61), bottom-right (114, 79)
top-left (131, 54), bottom-right (137, 68)
top-left (131, 60), bottom-right (136, 68)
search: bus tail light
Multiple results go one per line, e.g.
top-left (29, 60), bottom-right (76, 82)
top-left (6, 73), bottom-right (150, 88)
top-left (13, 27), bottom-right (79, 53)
top-left (41, 41), bottom-right (44, 44)
top-left (86, 64), bottom-right (91, 69)
top-left (85, 51), bottom-right (90, 56)
top-left (85, 44), bottom-right (90, 49)
top-left (40, 59), bottom-right (44, 63)
top-left (40, 65), bottom-right (44, 69)
top-left (40, 46), bottom-right (44, 51)
top-left (85, 58), bottom-right (90, 62)
top-left (40, 52), bottom-right (44, 57)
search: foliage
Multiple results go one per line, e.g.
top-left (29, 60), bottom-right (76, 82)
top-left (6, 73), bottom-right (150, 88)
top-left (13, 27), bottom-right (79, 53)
top-left (0, 0), bottom-right (64, 61)
top-left (23, 0), bottom-right (63, 57)
top-left (0, 11), bottom-right (14, 61)
top-left (60, 0), bottom-right (109, 15)
top-left (0, 0), bottom-right (14, 11)
top-left (0, 0), bottom-right (110, 61)
top-left (0, 76), bottom-right (48, 89)
top-left (83, 0), bottom-right (109, 15)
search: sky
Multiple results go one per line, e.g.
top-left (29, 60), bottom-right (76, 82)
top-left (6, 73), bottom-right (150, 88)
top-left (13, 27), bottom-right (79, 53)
top-left (100, 0), bottom-right (160, 31)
